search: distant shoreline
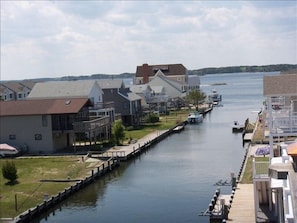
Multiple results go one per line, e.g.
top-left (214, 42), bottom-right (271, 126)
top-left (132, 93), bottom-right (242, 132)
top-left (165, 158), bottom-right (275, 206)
top-left (1, 64), bottom-right (295, 82)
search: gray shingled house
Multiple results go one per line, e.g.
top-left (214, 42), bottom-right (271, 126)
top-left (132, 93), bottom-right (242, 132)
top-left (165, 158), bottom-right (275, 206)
top-left (97, 79), bottom-right (142, 127)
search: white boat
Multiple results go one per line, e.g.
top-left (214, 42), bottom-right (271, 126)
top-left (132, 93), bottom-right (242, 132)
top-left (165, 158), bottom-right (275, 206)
top-left (0, 143), bottom-right (20, 157)
top-left (208, 89), bottom-right (222, 104)
top-left (232, 121), bottom-right (244, 133)
top-left (187, 111), bottom-right (203, 124)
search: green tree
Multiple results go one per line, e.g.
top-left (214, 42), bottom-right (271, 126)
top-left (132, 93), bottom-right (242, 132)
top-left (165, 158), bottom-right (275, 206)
top-left (2, 160), bottom-right (18, 184)
top-left (185, 89), bottom-right (206, 110)
top-left (111, 120), bottom-right (125, 145)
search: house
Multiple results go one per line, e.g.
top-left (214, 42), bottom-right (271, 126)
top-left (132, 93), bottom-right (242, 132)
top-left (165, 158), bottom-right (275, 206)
top-left (135, 63), bottom-right (188, 91)
top-left (0, 81), bottom-right (36, 101)
top-left (129, 84), bottom-right (152, 109)
top-left (27, 80), bottom-right (104, 106)
top-left (97, 79), bottom-right (142, 127)
top-left (0, 98), bottom-right (107, 154)
top-left (188, 75), bottom-right (200, 91)
top-left (149, 86), bottom-right (168, 113)
top-left (253, 73), bottom-right (297, 222)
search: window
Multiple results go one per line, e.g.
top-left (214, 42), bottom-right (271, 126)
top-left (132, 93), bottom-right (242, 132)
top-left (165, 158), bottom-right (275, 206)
top-left (35, 134), bottom-right (42, 140)
top-left (42, 115), bottom-right (48, 127)
top-left (18, 93), bottom-right (22, 99)
top-left (9, 134), bottom-right (16, 140)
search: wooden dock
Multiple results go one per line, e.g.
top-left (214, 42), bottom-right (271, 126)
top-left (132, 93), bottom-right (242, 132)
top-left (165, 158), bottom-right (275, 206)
top-left (92, 129), bottom-right (170, 160)
top-left (226, 184), bottom-right (255, 223)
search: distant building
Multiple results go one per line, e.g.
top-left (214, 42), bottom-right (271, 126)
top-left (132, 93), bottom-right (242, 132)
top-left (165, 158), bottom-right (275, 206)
top-left (0, 81), bottom-right (36, 101)
top-left (135, 63), bottom-right (188, 91)
top-left (97, 79), bottom-right (142, 127)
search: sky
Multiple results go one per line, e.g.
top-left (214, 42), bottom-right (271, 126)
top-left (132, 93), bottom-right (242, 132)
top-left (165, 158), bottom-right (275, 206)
top-left (1, 1), bottom-right (296, 80)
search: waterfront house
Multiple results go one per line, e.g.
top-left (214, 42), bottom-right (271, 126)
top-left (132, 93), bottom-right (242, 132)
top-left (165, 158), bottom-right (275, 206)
top-left (188, 75), bottom-right (200, 91)
top-left (28, 80), bottom-right (104, 106)
top-left (0, 81), bottom-right (36, 101)
top-left (97, 79), bottom-right (142, 127)
top-left (27, 80), bottom-right (114, 145)
top-left (135, 63), bottom-right (189, 91)
top-left (253, 73), bottom-right (297, 222)
top-left (129, 84), bottom-right (152, 109)
top-left (0, 98), bottom-right (101, 154)
top-left (148, 70), bottom-right (186, 109)
top-left (148, 85), bottom-right (168, 114)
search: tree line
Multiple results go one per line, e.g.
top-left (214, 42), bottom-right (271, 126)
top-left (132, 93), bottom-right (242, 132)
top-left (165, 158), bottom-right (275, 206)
top-left (188, 64), bottom-right (297, 76)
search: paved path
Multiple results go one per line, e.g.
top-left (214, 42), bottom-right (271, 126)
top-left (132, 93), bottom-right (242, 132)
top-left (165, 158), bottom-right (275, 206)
top-left (227, 183), bottom-right (255, 223)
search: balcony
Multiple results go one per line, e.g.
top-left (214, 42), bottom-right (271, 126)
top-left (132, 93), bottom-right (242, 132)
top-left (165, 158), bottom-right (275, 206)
top-left (271, 108), bottom-right (297, 134)
top-left (73, 116), bottom-right (110, 132)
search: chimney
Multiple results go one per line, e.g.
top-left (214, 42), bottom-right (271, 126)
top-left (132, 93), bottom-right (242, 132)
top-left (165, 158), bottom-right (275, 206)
top-left (143, 63), bottom-right (149, 84)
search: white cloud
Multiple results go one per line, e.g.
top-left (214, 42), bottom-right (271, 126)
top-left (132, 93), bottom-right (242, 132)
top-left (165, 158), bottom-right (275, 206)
top-left (0, 1), bottom-right (296, 80)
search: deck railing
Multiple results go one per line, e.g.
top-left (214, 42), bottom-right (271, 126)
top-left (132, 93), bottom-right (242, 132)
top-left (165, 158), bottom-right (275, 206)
top-left (73, 116), bottom-right (110, 132)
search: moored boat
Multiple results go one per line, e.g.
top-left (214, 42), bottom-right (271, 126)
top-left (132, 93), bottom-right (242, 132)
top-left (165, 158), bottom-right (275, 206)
top-left (232, 121), bottom-right (244, 133)
top-left (187, 111), bottom-right (203, 124)
top-left (208, 89), bottom-right (222, 105)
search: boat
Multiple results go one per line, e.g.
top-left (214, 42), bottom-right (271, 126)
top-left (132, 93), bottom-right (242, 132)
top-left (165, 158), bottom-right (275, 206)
top-left (232, 121), bottom-right (244, 133)
top-left (208, 89), bottom-right (222, 106)
top-left (173, 125), bottom-right (185, 133)
top-left (187, 111), bottom-right (203, 124)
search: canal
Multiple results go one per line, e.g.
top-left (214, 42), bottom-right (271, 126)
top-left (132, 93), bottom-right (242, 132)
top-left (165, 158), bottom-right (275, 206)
top-left (34, 72), bottom-right (277, 223)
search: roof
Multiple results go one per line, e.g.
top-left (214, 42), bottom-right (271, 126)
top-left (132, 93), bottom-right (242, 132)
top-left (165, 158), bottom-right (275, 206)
top-left (0, 82), bottom-right (27, 93)
top-left (263, 74), bottom-right (297, 96)
top-left (129, 84), bottom-right (151, 93)
top-left (118, 88), bottom-right (142, 101)
top-left (136, 63), bottom-right (186, 77)
top-left (97, 79), bottom-right (125, 89)
top-left (27, 80), bottom-right (102, 99)
top-left (0, 98), bottom-right (90, 116)
top-left (188, 75), bottom-right (200, 86)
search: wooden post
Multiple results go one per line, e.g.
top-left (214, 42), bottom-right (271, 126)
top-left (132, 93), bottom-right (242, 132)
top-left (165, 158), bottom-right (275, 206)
top-left (15, 194), bottom-right (18, 211)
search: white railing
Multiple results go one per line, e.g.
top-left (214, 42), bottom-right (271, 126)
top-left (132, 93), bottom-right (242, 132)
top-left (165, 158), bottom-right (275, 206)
top-left (272, 116), bottom-right (297, 133)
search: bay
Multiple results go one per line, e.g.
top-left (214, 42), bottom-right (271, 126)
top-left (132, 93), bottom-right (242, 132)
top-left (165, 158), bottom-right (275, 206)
top-left (35, 72), bottom-right (279, 223)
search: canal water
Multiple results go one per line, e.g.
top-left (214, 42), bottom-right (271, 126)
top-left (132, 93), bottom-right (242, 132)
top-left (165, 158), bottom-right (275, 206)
top-left (35, 72), bottom-right (279, 223)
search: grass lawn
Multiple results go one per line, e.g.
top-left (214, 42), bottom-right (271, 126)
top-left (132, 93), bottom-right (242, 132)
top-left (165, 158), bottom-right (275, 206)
top-left (240, 156), bottom-right (269, 184)
top-left (0, 157), bottom-right (91, 218)
top-left (124, 110), bottom-right (190, 140)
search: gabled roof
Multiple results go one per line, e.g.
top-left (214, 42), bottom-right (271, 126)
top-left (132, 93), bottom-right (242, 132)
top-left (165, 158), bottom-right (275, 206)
top-left (263, 74), bottom-right (297, 96)
top-left (97, 79), bottom-right (125, 89)
top-left (136, 63), bottom-right (186, 77)
top-left (153, 70), bottom-right (182, 91)
top-left (0, 98), bottom-right (91, 116)
top-left (27, 80), bottom-right (102, 99)
top-left (129, 84), bottom-right (152, 94)
top-left (0, 82), bottom-right (27, 93)
top-left (118, 88), bottom-right (142, 101)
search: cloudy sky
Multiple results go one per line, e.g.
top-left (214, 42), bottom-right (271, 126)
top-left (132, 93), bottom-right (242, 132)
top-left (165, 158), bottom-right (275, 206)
top-left (1, 1), bottom-right (296, 80)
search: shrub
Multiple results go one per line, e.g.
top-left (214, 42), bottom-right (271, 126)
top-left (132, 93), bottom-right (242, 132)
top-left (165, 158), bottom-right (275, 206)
top-left (144, 113), bottom-right (159, 123)
top-left (2, 160), bottom-right (18, 183)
